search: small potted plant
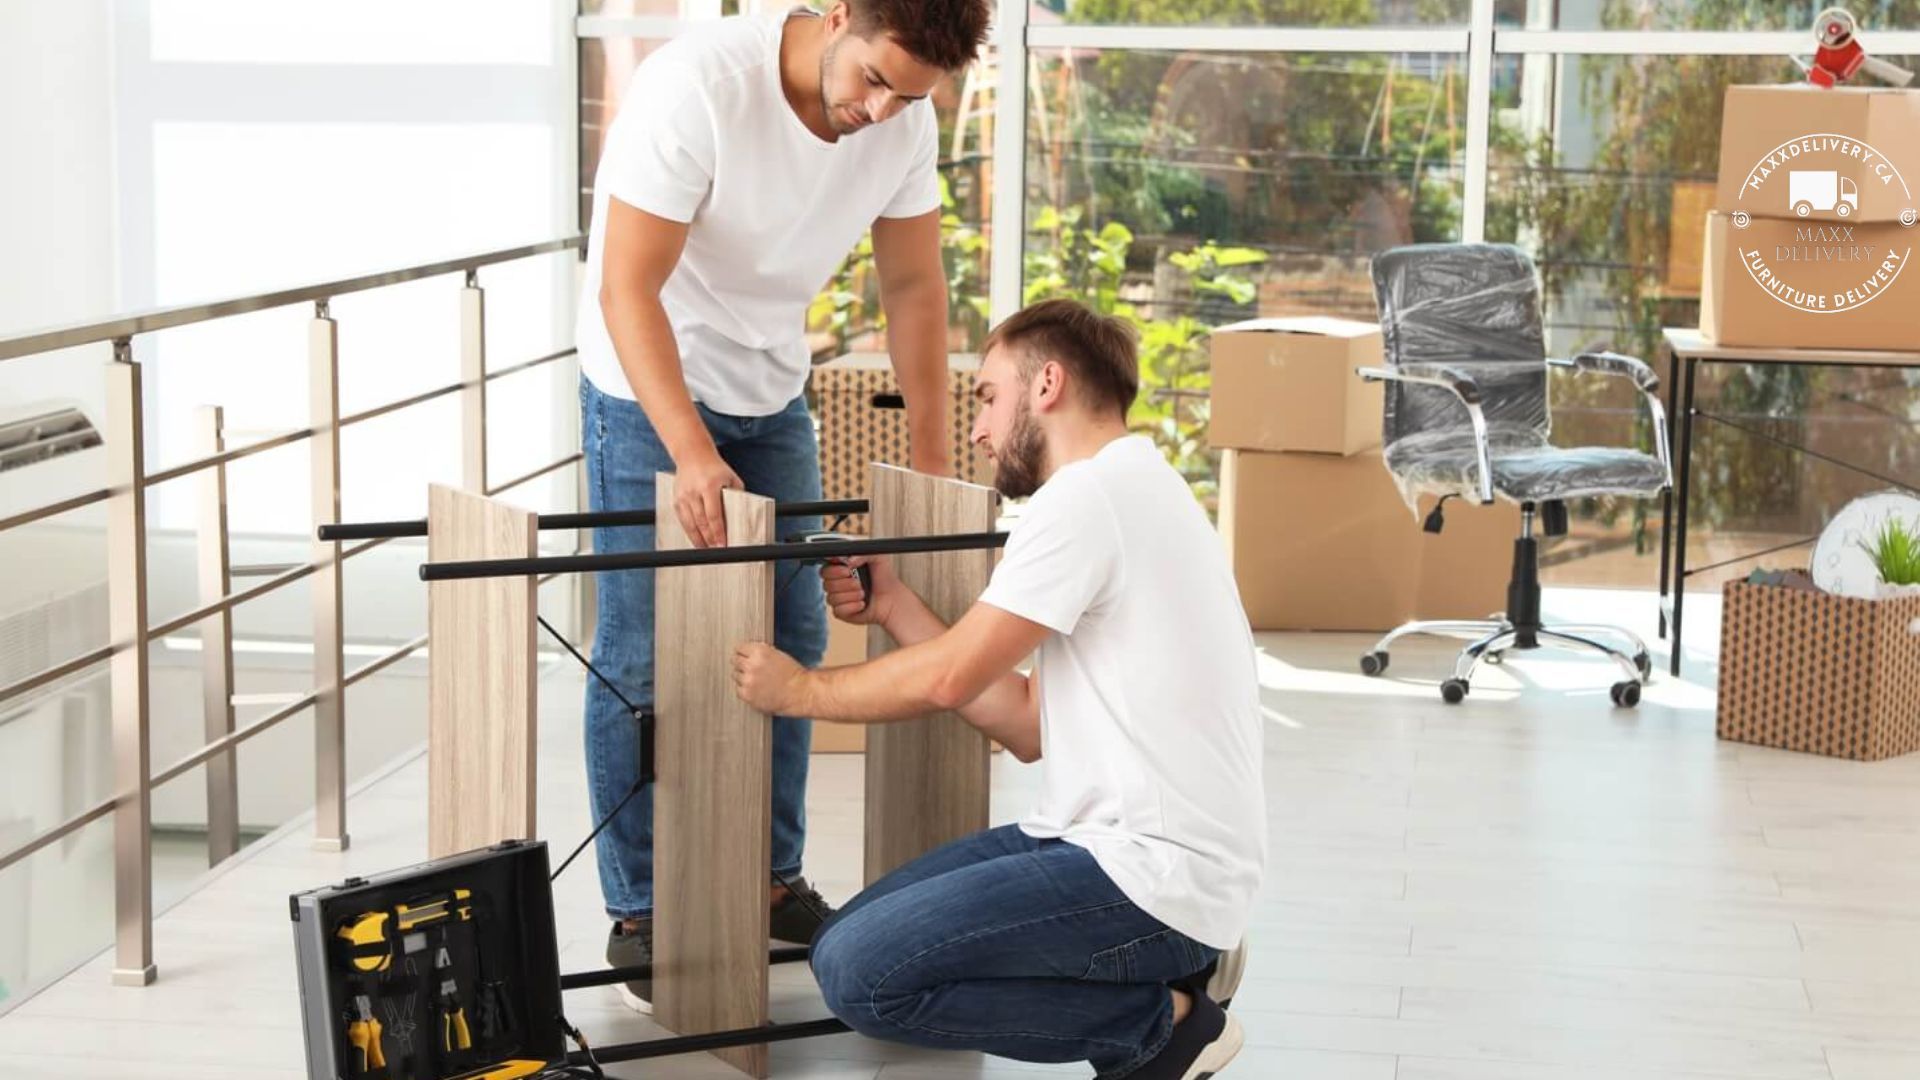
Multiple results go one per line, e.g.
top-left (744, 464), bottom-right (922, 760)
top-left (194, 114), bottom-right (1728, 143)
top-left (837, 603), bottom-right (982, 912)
top-left (1860, 514), bottom-right (1920, 599)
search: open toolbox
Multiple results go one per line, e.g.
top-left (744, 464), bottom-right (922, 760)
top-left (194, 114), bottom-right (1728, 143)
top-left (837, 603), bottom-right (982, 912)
top-left (291, 839), bottom-right (566, 1080)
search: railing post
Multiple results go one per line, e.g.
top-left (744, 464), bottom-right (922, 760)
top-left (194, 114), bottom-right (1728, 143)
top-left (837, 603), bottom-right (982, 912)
top-left (311, 301), bottom-right (348, 852)
top-left (462, 270), bottom-right (487, 492)
top-left (106, 339), bottom-right (156, 987)
top-left (195, 405), bottom-right (239, 865)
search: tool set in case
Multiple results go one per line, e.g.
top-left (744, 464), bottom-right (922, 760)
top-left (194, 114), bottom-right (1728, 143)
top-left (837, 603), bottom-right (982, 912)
top-left (291, 840), bottom-right (572, 1080)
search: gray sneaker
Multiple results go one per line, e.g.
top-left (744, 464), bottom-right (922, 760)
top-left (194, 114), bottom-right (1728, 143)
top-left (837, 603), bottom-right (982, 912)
top-left (606, 919), bottom-right (652, 1015)
top-left (768, 875), bottom-right (836, 945)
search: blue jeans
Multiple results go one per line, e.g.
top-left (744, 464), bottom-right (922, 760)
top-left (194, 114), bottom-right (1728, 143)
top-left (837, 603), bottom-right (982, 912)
top-left (809, 824), bottom-right (1219, 1079)
top-left (580, 377), bottom-right (828, 919)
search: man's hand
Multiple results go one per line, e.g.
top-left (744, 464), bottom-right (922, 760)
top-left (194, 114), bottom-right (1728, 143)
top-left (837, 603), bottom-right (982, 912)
top-left (821, 555), bottom-right (902, 627)
top-left (732, 642), bottom-right (805, 715)
top-left (675, 451), bottom-right (743, 549)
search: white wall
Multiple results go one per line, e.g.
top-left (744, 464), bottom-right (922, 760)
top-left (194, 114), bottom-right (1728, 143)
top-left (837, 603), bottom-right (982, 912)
top-left (0, 0), bottom-right (584, 1001)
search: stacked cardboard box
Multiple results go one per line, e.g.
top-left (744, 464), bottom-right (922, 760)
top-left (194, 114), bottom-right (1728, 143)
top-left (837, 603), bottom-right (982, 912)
top-left (1209, 318), bottom-right (1518, 632)
top-left (1702, 85), bottom-right (1920, 349)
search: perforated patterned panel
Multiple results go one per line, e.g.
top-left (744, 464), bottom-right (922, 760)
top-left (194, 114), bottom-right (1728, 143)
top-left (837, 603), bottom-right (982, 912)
top-left (1716, 582), bottom-right (1920, 762)
top-left (812, 355), bottom-right (992, 535)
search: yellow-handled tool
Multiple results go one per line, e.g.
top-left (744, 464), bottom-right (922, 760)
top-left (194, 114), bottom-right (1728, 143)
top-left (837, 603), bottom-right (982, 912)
top-left (397, 888), bottom-right (471, 932)
top-left (439, 978), bottom-right (472, 1052)
top-left (336, 912), bottom-right (392, 974)
top-left (345, 994), bottom-right (386, 1072)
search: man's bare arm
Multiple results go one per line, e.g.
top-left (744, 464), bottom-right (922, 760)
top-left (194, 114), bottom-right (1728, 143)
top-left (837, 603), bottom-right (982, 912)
top-left (599, 196), bottom-right (740, 547)
top-left (871, 210), bottom-right (953, 477)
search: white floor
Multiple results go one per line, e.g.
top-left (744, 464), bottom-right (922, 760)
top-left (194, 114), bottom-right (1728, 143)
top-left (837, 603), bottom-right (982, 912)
top-left (6, 593), bottom-right (1920, 1080)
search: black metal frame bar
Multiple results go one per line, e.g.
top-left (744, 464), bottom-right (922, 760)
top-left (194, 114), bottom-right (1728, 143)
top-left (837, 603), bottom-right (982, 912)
top-left (317, 499), bottom-right (870, 541)
top-left (1658, 349), bottom-right (1920, 677)
top-left (559, 947), bottom-right (812, 991)
top-left (419, 531), bottom-right (1010, 581)
top-left (569, 1018), bottom-right (851, 1066)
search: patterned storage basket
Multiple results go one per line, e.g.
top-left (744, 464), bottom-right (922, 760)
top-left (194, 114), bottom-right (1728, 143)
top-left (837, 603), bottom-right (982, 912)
top-left (1716, 581), bottom-right (1920, 761)
top-left (811, 353), bottom-right (993, 534)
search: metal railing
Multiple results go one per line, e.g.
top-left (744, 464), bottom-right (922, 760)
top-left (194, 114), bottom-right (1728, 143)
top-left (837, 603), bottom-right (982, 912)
top-left (0, 235), bottom-right (585, 986)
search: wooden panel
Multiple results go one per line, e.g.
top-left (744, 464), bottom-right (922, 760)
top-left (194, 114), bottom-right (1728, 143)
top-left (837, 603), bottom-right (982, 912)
top-left (652, 476), bottom-right (774, 1080)
top-left (864, 465), bottom-right (1000, 884)
top-left (426, 484), bottom-right (538, 859)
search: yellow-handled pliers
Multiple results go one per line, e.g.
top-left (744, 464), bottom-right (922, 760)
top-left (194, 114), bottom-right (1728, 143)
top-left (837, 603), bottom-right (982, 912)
top-left (346, 994), bottom-right (386, 1072)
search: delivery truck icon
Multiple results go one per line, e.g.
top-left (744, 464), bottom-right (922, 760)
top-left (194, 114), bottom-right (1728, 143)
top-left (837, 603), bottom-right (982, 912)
top-left (1790, 170), bottom-right (1858, 217)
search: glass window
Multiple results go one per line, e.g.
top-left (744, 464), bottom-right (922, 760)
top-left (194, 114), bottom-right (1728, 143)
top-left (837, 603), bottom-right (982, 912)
top-left (1046, 0), bottom-right (1471, 28)
top-left (1025, 46), bottom-right (1466, 507)
top-left (1536, 0), bottom-right (1920, 32)
top-left (1489, 50), bottom-right (1920, 587)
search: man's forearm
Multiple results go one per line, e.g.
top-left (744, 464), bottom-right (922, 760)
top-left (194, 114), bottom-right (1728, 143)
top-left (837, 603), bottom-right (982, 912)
top-left (797, 591), bottom-right (1037, 755)
top-left (602, 290), bottom-right (715, 465)
top-left (883, 281), bottom-right (953, 475)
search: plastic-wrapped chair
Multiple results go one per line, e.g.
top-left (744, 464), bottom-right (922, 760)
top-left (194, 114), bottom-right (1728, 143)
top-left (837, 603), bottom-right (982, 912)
top-left (1356, 243), bottom-right (1674, 707)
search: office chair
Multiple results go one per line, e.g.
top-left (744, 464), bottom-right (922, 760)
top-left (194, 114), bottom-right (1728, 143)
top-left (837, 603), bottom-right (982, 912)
top-left (1356, 243), bottom-right (1674, 707)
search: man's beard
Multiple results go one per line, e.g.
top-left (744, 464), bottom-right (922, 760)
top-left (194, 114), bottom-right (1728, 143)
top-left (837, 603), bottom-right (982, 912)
top-left (818, 37), bottom-right (862, 135)
top-left (993, 398), bottom-right (1048, 499)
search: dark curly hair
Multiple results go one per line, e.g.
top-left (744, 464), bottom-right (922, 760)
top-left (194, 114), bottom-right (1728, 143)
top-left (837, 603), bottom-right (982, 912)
top-left (847, 0), bottom-right (993, 71)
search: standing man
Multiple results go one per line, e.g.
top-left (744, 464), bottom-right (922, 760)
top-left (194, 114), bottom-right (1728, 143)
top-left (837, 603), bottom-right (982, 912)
top-left (576, 0), bottom-right (992, 1014)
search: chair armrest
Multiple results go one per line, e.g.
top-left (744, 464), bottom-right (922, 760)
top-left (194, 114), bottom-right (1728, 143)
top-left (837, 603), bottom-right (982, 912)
top-left (1546, 351), bottom-right (1674, 487)
top-left (1354, 364), bottom-right (1494, 505)
top-left (1356, 362), bottom-right (1483, 405)
top-left (1549, 350), bottom-right (1659, 393)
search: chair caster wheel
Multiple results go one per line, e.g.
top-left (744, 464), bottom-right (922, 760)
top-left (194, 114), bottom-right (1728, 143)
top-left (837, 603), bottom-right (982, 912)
top-left (1633, 651), bottom-right (1652, 679)
top-left (1440, 679), bottom-right (1469, 704)
top-left (1360, 651), bottom-right (1389, 676)
top-left (1610, 681), bottom-right (1641, 708)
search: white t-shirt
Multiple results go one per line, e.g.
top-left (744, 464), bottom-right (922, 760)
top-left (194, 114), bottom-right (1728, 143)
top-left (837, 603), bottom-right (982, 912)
top-left (978, 435), bottom-right (1267, 949)
top-left (576, 8), bottom-right (942, 416)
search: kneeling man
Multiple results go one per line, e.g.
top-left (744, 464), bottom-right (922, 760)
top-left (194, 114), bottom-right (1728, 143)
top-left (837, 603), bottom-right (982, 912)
top-left (733, 298), bottom-right (1266, 1080)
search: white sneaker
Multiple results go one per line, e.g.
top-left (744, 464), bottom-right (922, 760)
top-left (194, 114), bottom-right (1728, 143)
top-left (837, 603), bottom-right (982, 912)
top-left (1206, 936), bottom-right (1248, 1008)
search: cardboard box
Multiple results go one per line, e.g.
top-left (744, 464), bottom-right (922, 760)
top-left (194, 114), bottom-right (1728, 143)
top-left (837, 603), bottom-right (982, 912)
top-left (1717, 581), bottom-right (1920, 761)
top-left (1218, 448), bottom-right (1518, 632)
top-left (1208, 318), bottom-right (1385, 456)
top-left (812, 353), bottom-right (993, 534)
top-left (1716, 85), bottom-right (1920, 226)
top-left (1700, 211), bottom-right (1920, 350)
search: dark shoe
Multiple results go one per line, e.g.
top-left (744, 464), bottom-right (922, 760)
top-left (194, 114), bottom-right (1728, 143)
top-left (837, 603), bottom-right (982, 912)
top-left (605, 919), bottom-right (652, 1015)
top-left (768, 875), bottom-right (836, 945)
top-left (1132, 993), bottom-right (1243, 1080)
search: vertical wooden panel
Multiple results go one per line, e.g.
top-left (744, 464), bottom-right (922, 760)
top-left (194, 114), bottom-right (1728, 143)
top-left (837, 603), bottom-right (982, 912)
top-left (426, 484), bottom-right (538, 858)
top-left (864, 465), bottom-right (999, 884)
top-left (653, 477), bottom-right (774, 1080)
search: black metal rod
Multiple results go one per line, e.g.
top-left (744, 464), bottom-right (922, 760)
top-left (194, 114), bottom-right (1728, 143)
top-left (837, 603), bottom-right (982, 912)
top-left (420, 530), bottom-right (1009, 582)
top-left (560, 946), bottom-right (811, 991)
top-left (572, 1018), bottom-right (850, 1065)
top-left (1682, 534), bottom-right (1820, 578)
top-left (1695, 409), bottom-right (1920, 496)
top-left (317, 498), bottom-right (869, 542)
